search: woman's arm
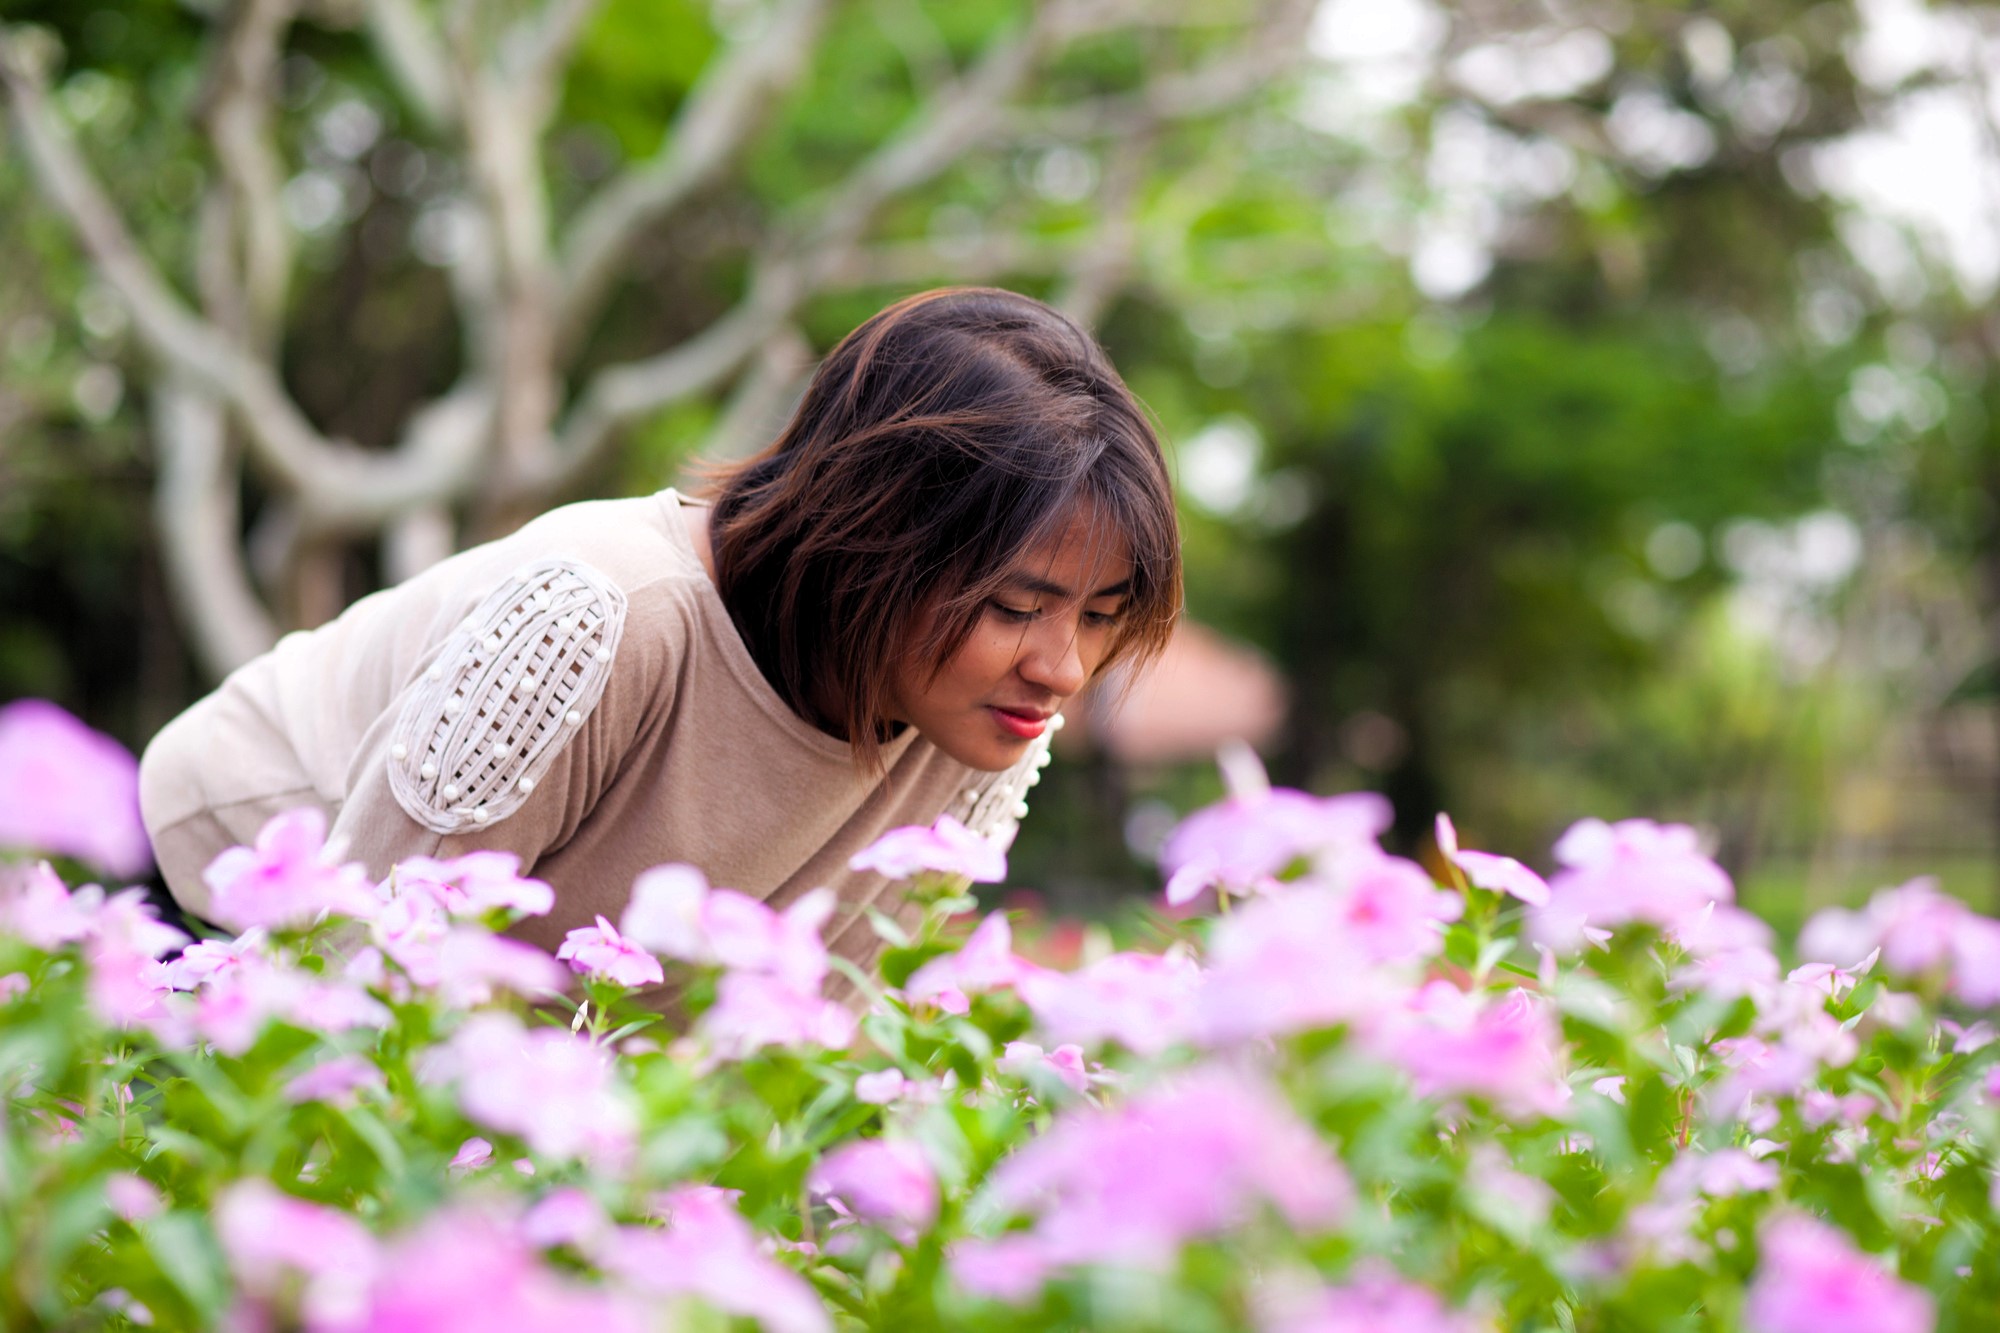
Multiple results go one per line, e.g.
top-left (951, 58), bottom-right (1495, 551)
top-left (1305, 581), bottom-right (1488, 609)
top-left (324, 556), bottom-right (666, 882)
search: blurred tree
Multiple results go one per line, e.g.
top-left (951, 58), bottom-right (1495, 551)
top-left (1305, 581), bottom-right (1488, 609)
top-left (0, 0), bottom-right (1314, 681)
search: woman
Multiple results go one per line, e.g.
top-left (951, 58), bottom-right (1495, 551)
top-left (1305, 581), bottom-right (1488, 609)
top-left (138, 288), bottom-right (1181, 965)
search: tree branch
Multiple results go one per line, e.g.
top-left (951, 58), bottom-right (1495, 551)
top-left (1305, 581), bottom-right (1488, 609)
top-left (360, 0), bottom-right (456, 132)
top-left (531, 274), bottom-right (793, 496)
top-left (197, 0), bottom-right (296, 348)
top-left (1054, 125), bottom-right (1152, 328)
top-left (150, 382), bottom-right (280, 678)
top-left (795, 11), bottom-right (1052, 277)
top-left (453, 34), bottom-right (559, 486)
top-left (689, 322), bottom-right (816, 470)
top-left (536, 7), bottom-right (1067, 495)
top-left (1010, 0), bottom-right (1315, 141)
top-left (383, 505), bottom-right (458, 584)
top-left (504, 0), bottom-right (605, 109)
top-left (0, 28), bottom-right (490, 528)
top-left (556, 0), bottom-right (834, 352)
top-left (819, 233), bottom-right (1079, 289)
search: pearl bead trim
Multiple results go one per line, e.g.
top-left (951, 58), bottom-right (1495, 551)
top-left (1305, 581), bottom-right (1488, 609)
top-left (386, 557), bottom-right (627, 834)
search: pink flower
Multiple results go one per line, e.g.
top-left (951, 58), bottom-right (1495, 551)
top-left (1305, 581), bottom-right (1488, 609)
top-left (449, 1137), bottom-right (495, 1172)
top-left (360, 1205), bottom-right (647, 1333)
top-left (1801, 880), bottom-right (2000, 1005)
top-left (87, 947), bottom-right (183, 1036)
top-left (216, 1179), bottom-right (378, 1328)
top-left (81, 884), bottom-right (191, 960)
top-left (602, 1186), bottom-right (830, 1333)
top-left (432, 930), bottom-right (568, 1007)
top-left (849, 814), bottom-right (1006, 883)
top-left (284, 1055), bottom-right (385, 1107)
top-left (951, 1234), bottom-right (1052, 1302)
top-left (203, 808), bottom-right (377, 931)
top-left (521, 1188), bottom-right (611, 1253)
top-left (105, 1173), bottom-right (163, 1223)
top-left (1684, 1148), bottom-right (1781, 1197)
top-left (391, 851), bottom-right (554, 919)
top-left (1369, 982), bottom-right (1570, 1119)
top-left (618, 863), bottom-right (710, 959)
top-left (1801, 1090), bottom-right (1878, 1127)
top-left (622, 867), bottom-right (835, 994)
top-left (150, 929), bottom-right (267, 991)
top-left (1673, 942), bottom-right (1782, 1002)
top-left (1677, 902), bottom-right (1778, 958)
top-left (1197, 885), bottom-right (1412, 1045)
top-left (998, 1041), bottom-right (1095, 1094)
top-left (1938, 1019), bottom-right (1994, 1054)
top-left (703, 888), bottom-right (836, 990)
top-left (1162, 787), bottom-right (1392, 905)
top-left (1436, 813), bottom-right (1549, 906)
top-left (193, 959), bottom-right (388, 1056)
top-left (1743, 1214), bottom-right (1934, 1333)
top-left (1019, 949), bottom-right (1203, 1055)
top-left (0, 699), bottom-right (151, 878)
top-left (1948, 915), bottom-right (2000, 1006)
top-left (809, 1138), bottom-right (939, 1235)
top-left (904, 912), bottom-right (1040, 1010)
top-left (431, 1013), bottom-right (635, 1164)
top-left (1328, 849), bottom-right (1463, 962)
top-left (1864, 879), bottom-right (1966, 974)
top-left (0, 860), bottom-right (94, 950)
top-left (853, 1069), bottom-right (910, 1104)
top-left (1797, 905), bottom-right (1879, 969)
top-left (700, 970), bottom-right (855, 1058)
top-left (1531, 818), bottom-right (1733, 950)
top-left (979, 1067), bottom-right (1350, 1273)
top-left (1464, 1142), bottom-right (1554, 1235)
top-left (1258, 1261), bottom-right (1491, 1333)
top-left (557, 915), bottom-right (664, 988)
top-left (68, 885), bottom-right (191, 1036)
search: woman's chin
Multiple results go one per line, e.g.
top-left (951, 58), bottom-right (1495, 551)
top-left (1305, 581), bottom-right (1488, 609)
top-left (924, 725), bottom-right (1031, 774)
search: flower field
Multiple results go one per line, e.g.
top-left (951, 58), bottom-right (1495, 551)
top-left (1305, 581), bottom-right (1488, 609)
top-left (1, 701), bottom-right (1997, 1331)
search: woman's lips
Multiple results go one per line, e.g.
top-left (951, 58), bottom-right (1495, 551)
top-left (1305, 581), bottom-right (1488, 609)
top-left (988, 706), bottom-right (1050, 739)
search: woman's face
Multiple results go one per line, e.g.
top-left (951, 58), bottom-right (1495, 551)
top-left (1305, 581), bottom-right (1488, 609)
top-left (887, 505), bottom-right (1134, 773)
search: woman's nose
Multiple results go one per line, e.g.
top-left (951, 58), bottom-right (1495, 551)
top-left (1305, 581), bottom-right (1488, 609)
top-left (1020, 621), bottom-right (1091, 698)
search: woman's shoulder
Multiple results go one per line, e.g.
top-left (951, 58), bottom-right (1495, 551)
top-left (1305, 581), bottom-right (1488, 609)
top-left (502, 491), bottom-right (707, 600)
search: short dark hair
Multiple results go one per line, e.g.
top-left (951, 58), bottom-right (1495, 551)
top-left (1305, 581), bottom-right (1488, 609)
top-left (706, 287), bottom-right (1181, 770)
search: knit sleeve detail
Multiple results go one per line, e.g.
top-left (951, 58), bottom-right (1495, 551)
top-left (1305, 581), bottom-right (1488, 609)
top-left (387, 558), bottom-right (628, 834)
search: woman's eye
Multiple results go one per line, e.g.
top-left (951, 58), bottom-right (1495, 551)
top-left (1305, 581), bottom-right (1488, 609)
top-left (990, 602), bottom-right (1037, 623)
top-left (1084, 608), bottom-right (1126, 629)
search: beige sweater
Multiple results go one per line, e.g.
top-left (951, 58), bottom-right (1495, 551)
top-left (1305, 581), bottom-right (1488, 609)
top-left (139, 490), bottom-right (1044, 964)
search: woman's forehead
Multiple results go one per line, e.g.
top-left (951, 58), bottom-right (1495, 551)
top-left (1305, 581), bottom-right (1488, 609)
top-left (1001, 501), bottom-right (1134, 595)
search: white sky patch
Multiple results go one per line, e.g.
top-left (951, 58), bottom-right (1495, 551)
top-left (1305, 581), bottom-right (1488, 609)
top-left (1846, 0), bottom-right (1979, 89)
top-left (1411, 224), bottom-right (1492, 299)
top-left (1450, 28), bottom-right (1613, 106)
top-left (1179, 417), bottom-right (1263, 516)
top-left (1816, 86), bottom-right (2000, 301)
top-left (1722, 512), bottom-right (1864, 676)
top-left (1605, 89), bottom-right (1718, 176)
top-left (1298, 0), bottom-right (2000, 305)
top-left (1811, 0), bottom-right (2000, 300)
top-left (1306, 0), bottom-right (1445, 116)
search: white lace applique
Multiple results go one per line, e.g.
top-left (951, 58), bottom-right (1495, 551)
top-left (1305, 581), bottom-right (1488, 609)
top-left (387, 558), bottom-right (628, 834)
top-left (953, 716), bottom-right (1061, 851)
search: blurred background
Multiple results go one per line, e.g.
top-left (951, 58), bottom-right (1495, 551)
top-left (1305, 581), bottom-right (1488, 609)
top-left (3, 0), bottom-right (1999, 933)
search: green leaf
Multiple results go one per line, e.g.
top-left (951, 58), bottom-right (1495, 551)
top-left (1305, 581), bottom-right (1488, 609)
top-left (141, 1212), bottom-right (228, 1324)
top-left (867, 909), bottom-right (912, 948)
top-left (342, 1106), bottom-right (409, 1181)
